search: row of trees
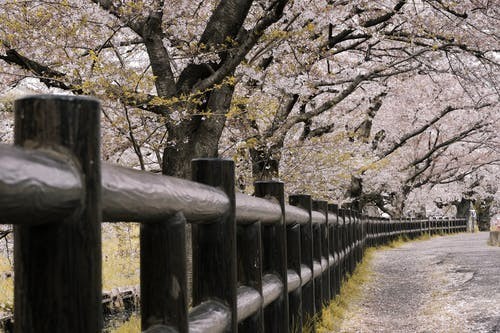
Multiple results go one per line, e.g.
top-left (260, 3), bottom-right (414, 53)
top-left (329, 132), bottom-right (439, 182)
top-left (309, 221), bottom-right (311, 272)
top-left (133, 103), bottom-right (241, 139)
top-left (1, 0), bottom-right (498, 218)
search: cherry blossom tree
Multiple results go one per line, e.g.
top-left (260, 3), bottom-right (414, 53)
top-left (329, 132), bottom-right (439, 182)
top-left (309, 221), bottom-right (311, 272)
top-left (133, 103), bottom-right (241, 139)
top-left (217, 0), bottom-right (499, 216)
top-left (0, 0), bottom-right (498, 217)
top-left (1, 0), bottom-right (291, 177)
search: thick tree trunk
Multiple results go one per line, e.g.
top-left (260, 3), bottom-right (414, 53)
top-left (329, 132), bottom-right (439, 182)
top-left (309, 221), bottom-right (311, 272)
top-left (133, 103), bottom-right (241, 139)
top-left (160, 85), bottom-right (234, 303)
top-left (162, 85), bottom-right (234, 177)
top-left (475, 198), bottom-right (493, 231)
top-left (249, 146), bottom-right (281, 181)
top-left (454, 198), bottom-right (471, 218)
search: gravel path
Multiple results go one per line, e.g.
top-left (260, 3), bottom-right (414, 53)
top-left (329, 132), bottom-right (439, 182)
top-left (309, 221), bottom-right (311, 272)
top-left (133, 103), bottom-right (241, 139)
top-left (337, 232), bottom-right (500, 333)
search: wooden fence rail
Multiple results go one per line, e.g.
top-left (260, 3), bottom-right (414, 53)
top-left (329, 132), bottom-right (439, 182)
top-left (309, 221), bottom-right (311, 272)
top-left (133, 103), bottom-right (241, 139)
top-left (0, 95), bottom-right (467, 332)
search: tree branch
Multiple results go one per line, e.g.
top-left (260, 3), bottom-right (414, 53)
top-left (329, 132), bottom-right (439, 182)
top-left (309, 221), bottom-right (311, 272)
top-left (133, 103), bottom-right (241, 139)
top-left (361, 0), bottom-right (406, 28)
top-left (408, 122), bottom-right (487, 168)
top-left (0, 48), bottom-right (79, 92)
top-left (193, 0), bottom-right (289, 93)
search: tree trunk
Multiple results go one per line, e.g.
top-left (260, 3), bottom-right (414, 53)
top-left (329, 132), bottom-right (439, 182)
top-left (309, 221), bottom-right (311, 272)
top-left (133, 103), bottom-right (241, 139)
top-left (160, 85), bottom-right (234, 303)
top-left (475, 198), bottom-right (493, 231)
top-left (249, 146), bottom-right (281, 181)
top-left (162, 85), bottom-right (234, 178)
top-left (454, 198), bottom-right (471, 218)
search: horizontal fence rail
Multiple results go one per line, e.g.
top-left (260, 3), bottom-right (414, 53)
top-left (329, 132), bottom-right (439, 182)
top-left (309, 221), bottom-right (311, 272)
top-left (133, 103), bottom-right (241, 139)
top-left (0, 95), bottom-right (468, 333)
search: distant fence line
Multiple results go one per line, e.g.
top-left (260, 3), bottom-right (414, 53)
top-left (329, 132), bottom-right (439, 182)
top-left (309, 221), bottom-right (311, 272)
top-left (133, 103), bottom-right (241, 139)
top-left (0, 95), bottom-right (467, 333)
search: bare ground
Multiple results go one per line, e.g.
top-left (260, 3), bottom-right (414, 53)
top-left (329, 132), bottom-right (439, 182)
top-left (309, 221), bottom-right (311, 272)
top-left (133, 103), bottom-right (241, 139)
top-left (337, 232), bottom-right (500, 333)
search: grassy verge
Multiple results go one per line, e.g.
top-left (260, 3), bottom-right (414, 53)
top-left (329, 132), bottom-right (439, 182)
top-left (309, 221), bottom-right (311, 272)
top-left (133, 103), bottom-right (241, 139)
top-left (317, 234), bottom-right (433, 332)
top-left (315, 248), bottom-right (375, 333)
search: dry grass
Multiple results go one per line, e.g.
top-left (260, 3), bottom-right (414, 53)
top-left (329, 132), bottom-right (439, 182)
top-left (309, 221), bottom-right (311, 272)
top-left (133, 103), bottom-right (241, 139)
top-left (0, 256), bottom-right (13, 314)
top-left (111, 315), bottom-right (140, 333)
top-left (316, 248), bottom-right (375, 333)
top-left (101, 224), bottom-right (140, 291)
top-left (317, 234), bottom-right (434, 332)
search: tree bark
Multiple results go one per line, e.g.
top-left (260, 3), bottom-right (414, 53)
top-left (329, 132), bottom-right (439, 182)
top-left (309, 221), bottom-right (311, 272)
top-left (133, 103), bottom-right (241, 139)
top-left (454, 198), bottom-right (471, 218)
top-left (249, 146), bottom-right (281, 181)
top-left (475, 198), bottom-right (492, 231)
top-left (162, 85), bottom-right (235, 178)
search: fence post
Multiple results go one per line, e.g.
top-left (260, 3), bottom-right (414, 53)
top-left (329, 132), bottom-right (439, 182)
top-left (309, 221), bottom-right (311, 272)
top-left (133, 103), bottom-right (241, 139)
top-left (354, 209), bottom-right (361, 264)
top-left (343, 206), bottom-right (354, 275)
top-left (255, 181), bottom-right (289, 333)
top-left (313, 200), bottom-right (329, 307)
top-left (289, 195), bottom-right (315, 326)
top-left (286, 220), bottom-right (302, 330)
top-left (349, 208), bottom-right (356, 273)
top-left (140, 213), bottom-right (188, 331)
top-left (311, 202), bottom-right (323, 313)
top-left (328, 204), bottom-right (341, 297)
top-left (14, 95), bottom-right (102, 332)
top-left (337, 208), bottom-right (346, 282)
top-left (361, 213), bottom-right (366, 256)
top-left (237, 219), bottom-right (264, 332)
top-left (191, 159), bottom-right (237, 332)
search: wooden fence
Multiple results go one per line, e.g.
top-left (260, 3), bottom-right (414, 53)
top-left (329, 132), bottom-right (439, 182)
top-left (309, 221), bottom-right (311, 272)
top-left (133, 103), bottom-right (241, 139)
top-left (0, 95), bottom-right (467, 332)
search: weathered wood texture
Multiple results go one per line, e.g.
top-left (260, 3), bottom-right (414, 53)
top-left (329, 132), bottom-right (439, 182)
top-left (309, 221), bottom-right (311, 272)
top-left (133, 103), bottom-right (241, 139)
top-left (191, 159), bottom-right (237, 332)
top-left (255, 181), bottom-right (289, 333)
top-left (141, 213), bottom-right (188, 331)
top-left (13, 95), bottom-right (102, 333)
top-left (289, 195), bottom-right (315, 324)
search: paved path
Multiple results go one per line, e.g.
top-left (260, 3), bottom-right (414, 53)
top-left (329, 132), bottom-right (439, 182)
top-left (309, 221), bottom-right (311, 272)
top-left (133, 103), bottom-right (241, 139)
top-left (337, 232), bottom-right (500, 333)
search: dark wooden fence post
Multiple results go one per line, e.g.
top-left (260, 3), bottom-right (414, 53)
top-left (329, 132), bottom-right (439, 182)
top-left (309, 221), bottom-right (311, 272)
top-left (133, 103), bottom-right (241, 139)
top-left (140, 214), bottom-right (188, 331)
top-left (286, 222), bottom-right (302, 331)
top-left (237, 220), bottom-right (263, 332)
top-left (409, 218), bottom-right (413, 238)
top-left (320, 201), bottom-right (331, 305)
top-left (354, 209), bottom-right (361, 264)
top-left (311, 204), bottom-right (323, 314)
top-left (14, 95), bottom-right (102, 332)
top-left (348, 208), bottom-right (355, 274)
top-left (313, 200), bottom-right (330, 306)
top-left (255, 181), bottom-right (289, 333)
top-left (343, 206), bottom-right (354, 275)
top-left (337, 208), bottom-right (346, 282)
top-left (289, 195), bottom-right (315, 326)
top-left (361, 212), bottom-right (366, 258)
top-left (328, 204), bottom-right (341, 297)
top-left (327, 204), bottom-right (336, 298)
top-left (191, 159), bottom-right (237, 332)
